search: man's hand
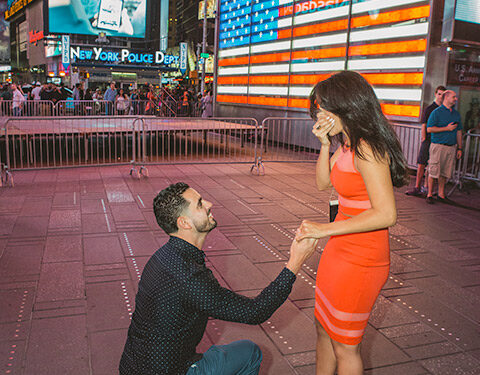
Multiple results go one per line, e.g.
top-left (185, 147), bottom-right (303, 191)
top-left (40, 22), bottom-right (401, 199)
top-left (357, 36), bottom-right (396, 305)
top-left (445, 122), bottom-right (458, 132)
top-left (286, 238), bottom-right (319, 274)
top-left (457, 149), bottom-right (462, 160)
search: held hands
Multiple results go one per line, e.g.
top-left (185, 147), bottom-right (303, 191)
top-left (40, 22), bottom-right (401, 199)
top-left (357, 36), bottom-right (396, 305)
top-left (295, 220), bottom-right (329, 241)
top-left (287, 237), bottom-right (319, 274)
top-left (313, 113), bottom-right (335, 146)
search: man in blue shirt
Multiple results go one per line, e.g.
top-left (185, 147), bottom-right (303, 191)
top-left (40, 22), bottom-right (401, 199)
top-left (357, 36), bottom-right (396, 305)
top-left (103, 82), bottom-right (117, 115)
top-left (426, 90), bottom-right (463, 204)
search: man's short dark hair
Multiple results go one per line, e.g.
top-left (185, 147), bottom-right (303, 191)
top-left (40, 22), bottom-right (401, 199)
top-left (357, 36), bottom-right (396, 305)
top-left (435, 85), bottom-right (446, 93)
top-left (153, 183), bottom-right (190, 234)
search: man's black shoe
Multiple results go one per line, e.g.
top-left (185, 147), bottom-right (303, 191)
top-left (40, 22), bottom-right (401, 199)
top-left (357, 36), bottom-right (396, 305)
top-left (437, 196), bottom-right (453, 204)
top-left (426, 196), bottom-right (435, 204)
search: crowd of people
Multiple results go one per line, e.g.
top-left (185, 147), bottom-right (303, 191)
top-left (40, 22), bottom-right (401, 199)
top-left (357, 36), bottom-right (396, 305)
top-left (0, 81), bottom-right (214, 118)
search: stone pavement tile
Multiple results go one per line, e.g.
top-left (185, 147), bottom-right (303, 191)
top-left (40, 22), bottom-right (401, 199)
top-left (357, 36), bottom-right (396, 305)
top-left (0, 339), bottom-right (27, 374)
top-left (389, 223), bottom-right (420, 236)
top-left (0, 215), bottom-right (16, 236)
top-left (84, 235), bottom-right (125, 265)
top-left (362, 325), bottom-right (411, 368)
top-left (284, 350), bottom-right (315, 368)
top-left (379, 322), bottom-right (433, 338)
top-left (36, 262), bottom-right (84, 302)
top-left (208, 254), bottom-right (271, 292)
top-left (255, 185), bottom-right (288, 200)
top-left (12, 216), bottom-right (49, 237)
top-left (0, 321), bottom-right (30, 342)
top-left (271, 198), bottom-right (319, 216)
top-left (260, 261), bottom-right (315, 301)
top-left (382, 286), bottom-right (422, 298)
top-left (204, 320), bottom-right (297, 375)
top-left (80, 181), bottom-right (106, 194)
top-left (255, 204), bottom-right (301, 223)
top-left (52, 192), bottom-right (78, 207)
top-left (203, 229), bottom-right (237, 251)
top-left (252, 223), bottom-right (295, 247)
top-left (260, 300), bottom-right (317, 354)
top-left (363, 362), bottom-right (430, 375)
top-left (81, 199), bottom-right (105, 214)
top-left (0, 288), bottom-right (35, 324)
top-left (219, 198), bottom-right (263, 216)
top-left (48, 209), bottom-right (81, 230)
top-left (24, 315), bottom-right (89, 375)
top-left (210, 207), bottom-right (243, 227)
top-left (105, 186), bottom-right (135, 203)
top-left (125, 256), bottom-right (149, 287)
top-left (420, 353), bottom-right (480, 375)
top-left (90, 329), bottom-right (128, 375)
top-left (0, 196), bottom-right (25, 214)
top-left (395, 294), bottom-right (480, 351)
top-left (86, 280), bottom-right (135, 332)
top-left (143, 210), bottom-right (161, 230)
top-left (403, 341), bottom-right (461, 360)
top-left (44, 235), bottom-right (82, 263)
top-left (408, 276), bottom-right (480, 323)
top-left (369, 295), bottom-right (419, 329)
top-left (119, 231), bottom-right (159, 257)
top-left (110, 204), bottom-right (145, 222)
top-left (469, 349), bottom-right (480, 361)
top-left (410, 252), bottom-right (479, 287)
top-left (228, 235), bottom-right (287, 263)
top-left (390, 253), bottom-right (423, 274)
top-left (82, 213), bottom-right (114, 233)
top-left (0, 240), bottom-right (5, 261)
top-left (0, 244), bottom-right (43, 281)
top-left (20, 198), bottom-right (52, 216)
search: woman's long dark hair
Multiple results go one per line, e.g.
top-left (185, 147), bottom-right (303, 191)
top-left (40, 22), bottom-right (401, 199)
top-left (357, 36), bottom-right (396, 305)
top-left (309, 70), bottom-right (408, 187)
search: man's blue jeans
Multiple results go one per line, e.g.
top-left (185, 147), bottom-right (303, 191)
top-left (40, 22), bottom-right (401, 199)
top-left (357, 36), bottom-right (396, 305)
top-left (187, 340), bottom-right (262, 375)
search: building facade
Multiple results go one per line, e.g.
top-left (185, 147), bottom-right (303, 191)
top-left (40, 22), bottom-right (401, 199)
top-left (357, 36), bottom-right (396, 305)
top-left (214, 0), bottom-right (480, 126)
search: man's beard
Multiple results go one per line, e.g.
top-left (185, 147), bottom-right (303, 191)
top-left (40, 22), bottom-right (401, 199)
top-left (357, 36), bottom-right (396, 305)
top-left (194, 216), bottom-right (217, 233)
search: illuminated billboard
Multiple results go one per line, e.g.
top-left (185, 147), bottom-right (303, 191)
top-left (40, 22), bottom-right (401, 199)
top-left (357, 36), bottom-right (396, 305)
top-left (46, 0), bottom-right (147, 38)
top-left (0, 2), bottom-right (10, 64)
top-left (217, 0), bottom-right (431, 120)
top-left (442, 0), bottom-right (480, 45)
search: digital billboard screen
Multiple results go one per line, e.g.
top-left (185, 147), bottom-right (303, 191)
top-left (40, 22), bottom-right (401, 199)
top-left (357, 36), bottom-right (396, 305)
top-left (46, 0), bottom-right (147, 38)
top-left (455, 0), bottom-right (480, 24)
top-left (0, 2), bottom-right (10, 64)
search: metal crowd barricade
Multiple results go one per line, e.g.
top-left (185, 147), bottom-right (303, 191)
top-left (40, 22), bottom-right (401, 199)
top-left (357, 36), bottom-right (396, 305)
top-left (257, 118), bottom-right (423, 172)
top-left (0, 100), bottom-right (55, 117)
top-left (449, 130), bottom-right (480, 195)
top-left (2, 116), bottom-right (138, 170)
top-left (391, 122), bottom-right (421, 169)
top-left (55, 100), bottom-right (115, 116)
top-left (131, 117), bottom-right (258, 170)
top-left (256, 118), bottom-right (321, 167)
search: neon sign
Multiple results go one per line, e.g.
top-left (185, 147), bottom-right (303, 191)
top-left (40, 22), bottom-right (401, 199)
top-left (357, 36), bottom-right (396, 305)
top-left (70, 47), bottom-right (179, 66)
top-left (28, 30), bottom-right (44, 45)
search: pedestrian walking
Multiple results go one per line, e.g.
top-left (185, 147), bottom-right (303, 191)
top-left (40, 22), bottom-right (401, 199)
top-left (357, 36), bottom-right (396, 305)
top-left (426, 90), bottom-right (463, 204)
top-left (406, 85), bottom-right (446, 196)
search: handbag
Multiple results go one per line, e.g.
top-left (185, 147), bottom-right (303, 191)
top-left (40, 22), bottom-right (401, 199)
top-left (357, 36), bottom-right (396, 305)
top-left (329, 188), bottom-right (338, 223)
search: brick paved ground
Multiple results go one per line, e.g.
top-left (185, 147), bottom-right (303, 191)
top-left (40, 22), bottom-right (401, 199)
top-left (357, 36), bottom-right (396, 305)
top-left (0, 163), bottom-right (479, 375)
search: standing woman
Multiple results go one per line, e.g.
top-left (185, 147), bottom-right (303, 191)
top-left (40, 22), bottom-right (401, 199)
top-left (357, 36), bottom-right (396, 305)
top-left (295, 71), bottom-right (408, 375)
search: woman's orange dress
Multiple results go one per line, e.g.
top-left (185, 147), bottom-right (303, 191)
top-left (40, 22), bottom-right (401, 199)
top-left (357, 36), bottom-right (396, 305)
top-left (314, 145), bottom-right (390, 345)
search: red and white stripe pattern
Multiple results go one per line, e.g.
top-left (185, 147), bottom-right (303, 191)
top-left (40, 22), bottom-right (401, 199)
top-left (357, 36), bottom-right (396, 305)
top-left (217, 0), bottom-right (431, 120)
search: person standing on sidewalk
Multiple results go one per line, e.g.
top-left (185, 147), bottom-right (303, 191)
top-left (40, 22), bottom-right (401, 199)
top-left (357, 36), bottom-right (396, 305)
top-left (406, 85), bottom-right (446, 196)
top-left (104, 82), bottom-right (117, 115)
top-left (119, 182), bottom-right (319, 375)
top-left (426, 90), bottom-right (463, 204)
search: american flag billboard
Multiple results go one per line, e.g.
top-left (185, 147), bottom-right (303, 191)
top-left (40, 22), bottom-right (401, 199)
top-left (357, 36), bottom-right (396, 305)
top-left (217, 0), bottom-right (431, 120)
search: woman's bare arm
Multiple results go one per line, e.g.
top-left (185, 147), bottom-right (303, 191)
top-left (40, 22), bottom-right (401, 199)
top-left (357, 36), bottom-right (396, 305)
top-left (297, 142), bottom-right (397, 239)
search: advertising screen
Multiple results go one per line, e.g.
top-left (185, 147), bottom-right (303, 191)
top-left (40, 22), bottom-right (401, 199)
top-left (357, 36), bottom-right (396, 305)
top-left (0, 2), bottom-right (10, 64)
top-left (47, 0), bottom-right (147, 38)
top-left (455, 0), bottom-right (480, 24)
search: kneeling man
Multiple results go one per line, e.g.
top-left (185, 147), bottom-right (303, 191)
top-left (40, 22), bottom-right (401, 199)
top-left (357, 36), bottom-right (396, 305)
top-left (119, 182), bottom-right (318, 374)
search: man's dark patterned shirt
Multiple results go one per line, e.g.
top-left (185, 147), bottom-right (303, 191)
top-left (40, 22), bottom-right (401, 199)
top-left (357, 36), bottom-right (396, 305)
top-left (119, 236), bottom-right (296, 375)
